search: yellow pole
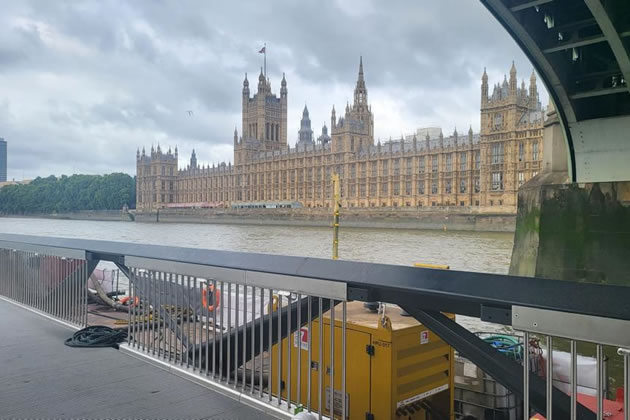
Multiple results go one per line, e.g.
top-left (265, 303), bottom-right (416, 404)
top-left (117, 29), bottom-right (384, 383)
top-left (413, 262), bottom-right (450, 270)
top-left (332, 174), bottom-right (340, 260)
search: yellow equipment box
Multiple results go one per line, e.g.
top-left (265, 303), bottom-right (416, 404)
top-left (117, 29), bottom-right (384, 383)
top-left (271, 301), bottom-right (454, 419)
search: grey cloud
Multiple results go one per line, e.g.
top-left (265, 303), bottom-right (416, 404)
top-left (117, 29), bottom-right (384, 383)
top-left (0, 0), bottom-right (543, 180)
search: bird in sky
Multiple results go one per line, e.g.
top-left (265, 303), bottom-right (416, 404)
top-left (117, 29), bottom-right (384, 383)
top-left (186, 110), bottom-right (194, 116)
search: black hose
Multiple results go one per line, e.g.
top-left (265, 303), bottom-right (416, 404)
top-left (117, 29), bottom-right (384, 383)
top-left (64, 326), bottom-right (128, 349)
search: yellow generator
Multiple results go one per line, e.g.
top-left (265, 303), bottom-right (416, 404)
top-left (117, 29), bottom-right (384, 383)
top-left (271, 301), bottom-right (454, 419)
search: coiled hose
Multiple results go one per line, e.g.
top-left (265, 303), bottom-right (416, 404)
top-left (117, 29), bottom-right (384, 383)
top-left (64, 326), bottom-right (128, 349)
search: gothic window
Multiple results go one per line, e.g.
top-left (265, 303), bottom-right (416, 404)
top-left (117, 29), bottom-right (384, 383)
top-left (405, 181), bottom-right (411, 195)
top-left (460, 179), bottom-right (466, 193)
top-left (445, 179), bottom-right (452, 194)
top-left (418, 157), bottom-right (425, 174)
top-left (406, 158), bottom-right (413, 175)
top-left (446, 154), bottom-right (452, 172)
top-left (518, 172), bottom-right (525, 186)
top-left (533, 141), bottom-right (539, 160)
top-left (351, 137), bottom-right (355, 151)
top-left (518, 142), bottom-right (524, 162)
top-left (460, 153), bottom-right (467, 171)
top-left (393, 159), bottom-right (400, 176)
top-left (475, 151), bottom-right (480, 169)
top-left (370, 162), bottom-right (377, 176)
top-left (474, 178), bottom-right (480, 192)
top-left (382, 160), bottom-right (388, 175)
top-left (393, 182), bottom-right (400, 196)
top-left (491, 143), bottom-right (504, 164)
top-left (491, 172), bottom-right (504, 190)
top-left (493, 113), bottom-right (503, 129)
top-left (381, 182), bottom-right (388, 194)
top-left (431, 180), bottom-right (438, 194)
top-left (431, 155), bottom-right (438, 173)
top-left (369, 183), bottom-right (376, 195)
top-left (266, 123), bottom-right (270, 140)
top-left (350, 164), bottom-right (356, 178)
top-left (418, 180), bottom-right (425, 194)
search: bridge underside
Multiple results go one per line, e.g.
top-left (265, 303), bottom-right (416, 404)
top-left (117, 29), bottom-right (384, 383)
top-left (482, 0), bottom-right (630, 183)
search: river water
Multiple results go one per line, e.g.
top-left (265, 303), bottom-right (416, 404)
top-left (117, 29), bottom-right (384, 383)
top-left (0, 217), bottom-right (514, 273)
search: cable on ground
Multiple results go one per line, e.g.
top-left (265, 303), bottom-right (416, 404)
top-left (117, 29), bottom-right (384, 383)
top-left (64, 326), bottom-right (128, 349)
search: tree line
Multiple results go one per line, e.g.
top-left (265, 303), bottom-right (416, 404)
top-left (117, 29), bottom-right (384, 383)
top-left (0, 173), bottom-right (136, 214)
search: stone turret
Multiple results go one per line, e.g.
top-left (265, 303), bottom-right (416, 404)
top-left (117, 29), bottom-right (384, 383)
top-left (297, 104), bottom-right (314, 145)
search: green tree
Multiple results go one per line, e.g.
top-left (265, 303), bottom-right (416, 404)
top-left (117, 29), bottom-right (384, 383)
top-left (0, 173), bottom-right (136, 214)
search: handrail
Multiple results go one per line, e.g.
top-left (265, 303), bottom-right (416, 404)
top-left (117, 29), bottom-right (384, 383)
top-left (0, 233), bottom-right (628, 322)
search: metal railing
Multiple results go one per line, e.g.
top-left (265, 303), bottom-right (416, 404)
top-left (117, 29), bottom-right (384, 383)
top-left (0, 233), bottom-right (629, 420)
top-left (513, 306), bottom-right (630, 420)
top-left (123, 262), bottom-right (347, 419)
top-left (0, 247), bottom-right (88, 328)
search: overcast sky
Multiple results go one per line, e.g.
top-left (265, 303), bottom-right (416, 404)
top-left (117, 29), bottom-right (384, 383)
top-left (0, 0), bottom-right (548, 180)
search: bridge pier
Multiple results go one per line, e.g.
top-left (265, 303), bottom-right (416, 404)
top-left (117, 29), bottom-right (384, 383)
top-left (510, 104), bottom-right (630, 284)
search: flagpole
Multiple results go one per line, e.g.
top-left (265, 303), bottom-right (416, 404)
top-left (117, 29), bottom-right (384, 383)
top-left (264, 42), bottom-right (267, 77)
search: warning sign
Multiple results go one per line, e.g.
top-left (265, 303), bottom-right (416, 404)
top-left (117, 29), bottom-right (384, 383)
top-left (420, 330), bottom-right (429, 344)
top-left (293, 327), bottom-right (308, 351)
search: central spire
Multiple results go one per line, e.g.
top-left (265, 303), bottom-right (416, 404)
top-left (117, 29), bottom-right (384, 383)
top-left (354, 56), bottom-right (367, 107)
top-left (358, 56), bottom-right (364, 80)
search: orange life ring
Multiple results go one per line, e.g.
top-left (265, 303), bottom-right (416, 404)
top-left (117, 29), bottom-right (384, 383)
top-left (202, 284), bottom-right (220, 312)
top-left (120, 296), bottom-right (139, 307)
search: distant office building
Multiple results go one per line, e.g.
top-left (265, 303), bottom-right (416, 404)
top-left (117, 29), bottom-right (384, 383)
top-left (0, 139), bottom-right (6, 182)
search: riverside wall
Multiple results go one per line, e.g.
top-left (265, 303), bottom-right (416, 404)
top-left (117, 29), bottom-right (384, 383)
top-left (134, 206), bottom-right (516, 232)
top-left (1, 210), bottom-right (134, 222)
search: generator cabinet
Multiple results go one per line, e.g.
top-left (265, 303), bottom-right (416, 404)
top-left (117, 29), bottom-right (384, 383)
top-left (271, 301), bottom-right (454, 419)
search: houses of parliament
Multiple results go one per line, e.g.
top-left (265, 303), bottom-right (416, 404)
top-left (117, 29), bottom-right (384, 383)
top-left (136, 58), bottom-right (544, 211)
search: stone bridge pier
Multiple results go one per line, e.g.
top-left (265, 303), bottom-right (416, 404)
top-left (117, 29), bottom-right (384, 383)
top-left (509, 103), bottom-right (630, 285)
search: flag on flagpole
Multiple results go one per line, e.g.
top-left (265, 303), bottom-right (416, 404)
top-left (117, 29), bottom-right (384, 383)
top-left (259, 46), bottom-right (266, 54)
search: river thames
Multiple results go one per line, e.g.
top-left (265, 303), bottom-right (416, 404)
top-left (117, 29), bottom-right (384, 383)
top-left (0, 217), bottom-right (514, 273)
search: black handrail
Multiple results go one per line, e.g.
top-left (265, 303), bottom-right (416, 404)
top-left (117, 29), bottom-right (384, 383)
top-left (0, 233), bottom-right (628, 322)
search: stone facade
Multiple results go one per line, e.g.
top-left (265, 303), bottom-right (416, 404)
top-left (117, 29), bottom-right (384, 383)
top-left (136, 59), bottom-right (544, 212)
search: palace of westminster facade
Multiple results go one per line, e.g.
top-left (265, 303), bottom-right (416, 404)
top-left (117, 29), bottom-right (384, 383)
top-left (136, 58), bottom-right (544, 211)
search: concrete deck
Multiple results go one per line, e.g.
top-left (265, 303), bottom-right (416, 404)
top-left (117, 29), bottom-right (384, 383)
top-left (0, 298), bottom-right (275, 419)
